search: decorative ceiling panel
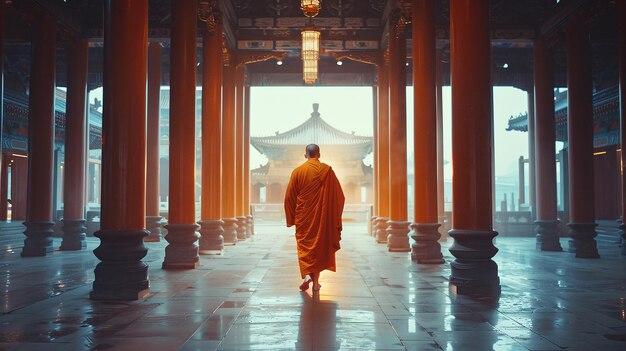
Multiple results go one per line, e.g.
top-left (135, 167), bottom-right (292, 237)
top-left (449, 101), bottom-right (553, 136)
top-left (321, 40), bottom-right (344, 50)
top-left (275, 40), bottom-right (302, 50)
top-left (237, 40), bottom-right (274, 50)
top-left (345, 40), bottom-right (379, 50)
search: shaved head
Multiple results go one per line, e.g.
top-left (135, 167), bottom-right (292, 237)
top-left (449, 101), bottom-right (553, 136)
top-left (305, 144), bottom-right (320, 158)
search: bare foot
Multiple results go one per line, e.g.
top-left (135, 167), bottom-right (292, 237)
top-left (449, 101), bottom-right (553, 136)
top-left (299, 276), bottom-right (312, 291)
top-left (312, 283), bottom-right (322, 291)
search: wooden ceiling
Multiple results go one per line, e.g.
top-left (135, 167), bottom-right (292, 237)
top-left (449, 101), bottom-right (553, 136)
top-left (1, 0), bottom-right (620, 89)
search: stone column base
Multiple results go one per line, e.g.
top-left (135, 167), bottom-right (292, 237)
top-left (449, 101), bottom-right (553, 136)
top-left (370, 216), bottom-right (378, 237)
top-left (60, 219), bottom-right (87, 251)
top-left (199, 219), bottom-right (224, 254)
top-left (448, 229), bottom-right (500, 298)
top-left (222, 218), bottom-right (238, 245)
top-left (567, 222), bottom-right (599, 258)
top-left (246, 215), bottom-right (254, 237)
top-left (374, 217), bottom-right (388, 243)
top-left (162, 223), bottom-right (201, 269)
top-left (438, 215), bottom-right (449, 241)
top-left (21, 221), bottom-right (55, 257)
top-left (387, 220), bottom-right (411, 252)
top-left (90, 229), bottom-right (149, 300)
top-left (236, 216), bottom-right (247, 241)
top-left (144, 216), bottom-right (163, 242)
top-left (410, 223), bottom-right (444, 264)
top-left (535, 219), bottom-right (562, 251)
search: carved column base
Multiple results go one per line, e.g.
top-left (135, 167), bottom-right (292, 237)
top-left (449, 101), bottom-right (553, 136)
top-left (199, 219), bottom-right (224, 254)
top-left (374, 217), bottom-right (388, 243)
top-left (246, 215), bottom-right (253, 237)
top-left (21, 221), bottom-right (55, 257)
top-left (370, 216), bottom-right (377, 237)
top-left (368, 216), bottom-right (374, 235)
top-left (567, 222), bottom-right (600, 258)
top-left (236, 216), bottom-right (247, 241)
top-left (535, 219), bottom-right (562, 251)
top-left (60, 219), bottom-right (87, 251)
top-left (438, 215), bottom-right (449, 241)
top-left (410, 223), bottom-right (444, 264)
top-left (162, 223), bottom-right (200, 269)
top-left (90, 229), bottom-right (150, 300)
top-left (144, 216), bottom-right (163, 242)
top-left (448, 229), bottom-right (500, 298)
top-left (619, 221), bottom-right (626, 255)
top-left (386, 220), bottom-right (411, 252)
top-left (222, 218), bottom-right (238, 245)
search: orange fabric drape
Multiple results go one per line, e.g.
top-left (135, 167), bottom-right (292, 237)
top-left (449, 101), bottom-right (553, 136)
top-left (285, 158), bottom-right (345, 278)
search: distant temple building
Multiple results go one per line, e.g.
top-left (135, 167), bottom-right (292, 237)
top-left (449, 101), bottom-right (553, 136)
top-left (2, 88), bottom-right (103, 222)
top-left (250, 104), bottom-right (373, 205)
top-left (506, 86), bottom-right (621, 220)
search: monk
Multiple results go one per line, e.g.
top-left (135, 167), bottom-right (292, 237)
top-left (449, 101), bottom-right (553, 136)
top-left (285, 144), bottom-right (345, 292)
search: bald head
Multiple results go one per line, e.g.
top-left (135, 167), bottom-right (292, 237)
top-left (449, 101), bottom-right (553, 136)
top-left (305, 144), bottom-right (320, 159)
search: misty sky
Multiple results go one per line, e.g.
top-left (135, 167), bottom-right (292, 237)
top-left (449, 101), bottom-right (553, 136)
top-left (249, 86), bottom-right (531, 179)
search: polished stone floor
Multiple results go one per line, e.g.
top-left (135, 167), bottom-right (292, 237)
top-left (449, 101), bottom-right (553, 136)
top-left (0, 221), bottom-right (625, 350)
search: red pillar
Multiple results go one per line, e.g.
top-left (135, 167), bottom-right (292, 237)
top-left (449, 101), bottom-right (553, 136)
top-left (244, 84), bottom-right (253, 237)
top-left (371, 85), bottom-right (379, 236)
top-left (222, 64), bottom-right (238, 244)
top-left (436, 52), bottom-right (446, 236)
top-left (91, 0), bottom-right (149, 300)
top-left (162, 0), bottom-right (201, 268)
top-left (410, 0), bottom-right (443, 263)
top-left (0, 1), bottom-right (4, 214)
top-left (374, 65), bottom-right (390, 243)
top-left (386, 10), bottom-right (410, 252)
top-left (448, 0), bottom-right (500, 297)
top-left (199, 20), bottom-right (224, 253)
top-left (145, 42), bottom-right (163, 242)
top-left (60, 38), bottom-right (88, 251)
top-left (527, 92), bottom-right (537, 220)
top-left (533, 39), bottom-right (562, 251)
top-left (566, 17), bottom-right (599, 258)
top-left (620, 0), bottom-right (626, 255)
top-left (21, 14), bottom-right (56, 257)
top-left (235, 65), bottom-right (246, 241)
top-left (11, 156), bottom-right (27, 220)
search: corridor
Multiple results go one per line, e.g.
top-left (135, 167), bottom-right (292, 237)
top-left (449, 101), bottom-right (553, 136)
top-left (1, 223), bottom-right (625, 350)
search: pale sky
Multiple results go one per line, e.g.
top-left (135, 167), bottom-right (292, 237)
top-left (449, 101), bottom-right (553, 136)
top-left (250, 86), bottom-right (531, 178)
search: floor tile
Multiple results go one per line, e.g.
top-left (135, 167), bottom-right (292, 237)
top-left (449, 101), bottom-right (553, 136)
top-left (0, 223), bottom-right (625, 351)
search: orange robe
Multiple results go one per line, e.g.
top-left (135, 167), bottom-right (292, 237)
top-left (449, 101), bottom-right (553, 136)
top-left (285, 158), bottom-right (345, 278)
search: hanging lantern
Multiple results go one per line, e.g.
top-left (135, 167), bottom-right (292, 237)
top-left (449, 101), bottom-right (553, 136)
top-left (301, 29), bottom-right (320, 84)
top-left (301, 0), bottom-right (321, 18)
top-left (302, 56), bottom-right (319, 85)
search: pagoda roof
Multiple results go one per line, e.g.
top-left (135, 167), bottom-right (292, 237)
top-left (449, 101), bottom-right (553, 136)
top-left (506, 86), bottom-right (620, 147)
top-left (251, 103), bottom-right (372, 157)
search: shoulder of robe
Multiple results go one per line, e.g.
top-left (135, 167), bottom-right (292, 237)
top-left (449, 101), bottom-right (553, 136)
top-left (318, 162), bottom-right (332, 178)
top-left (293, 161), bottom-right (308, 173)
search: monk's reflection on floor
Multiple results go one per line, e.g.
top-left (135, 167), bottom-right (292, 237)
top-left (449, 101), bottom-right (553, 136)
top-left (296, 291), bottom-right (339, 349)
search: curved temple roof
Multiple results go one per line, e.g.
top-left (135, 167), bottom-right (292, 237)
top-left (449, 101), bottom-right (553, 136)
top-left (251, 103), bottom-right (372, 147)
top-left (506, 86), bottom-right (620, 147)
top-left (251, 103), bottom-right (373, 160)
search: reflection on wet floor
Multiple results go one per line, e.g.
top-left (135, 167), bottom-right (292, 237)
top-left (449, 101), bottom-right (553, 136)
top-left (0, 222), bottom-right (625, 350)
